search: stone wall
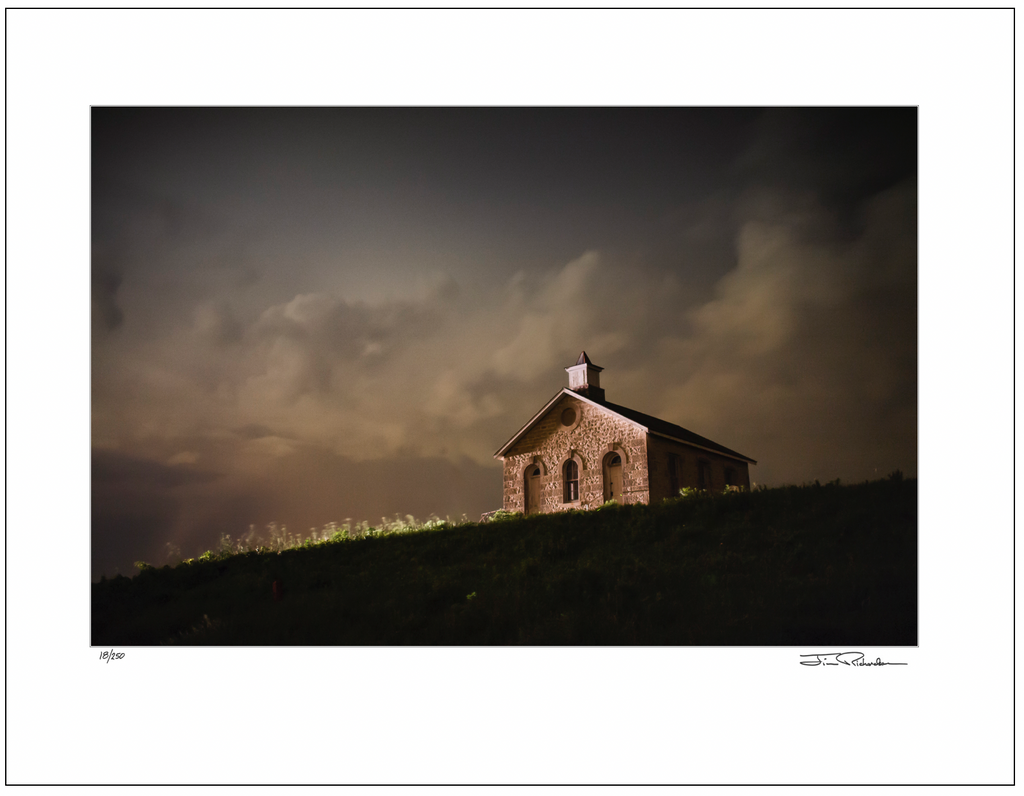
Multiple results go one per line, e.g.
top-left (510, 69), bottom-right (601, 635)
top-left (645, 433), bottom-right (751, 501)
top-left (501, 392), bottom-right (649, 513)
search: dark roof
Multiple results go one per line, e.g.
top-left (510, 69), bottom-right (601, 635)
top-left (597, 398), bottom-right (757, 464)
top-left (494, 386), bottom-right (757, 464)
top-left (570, 350), bottom-right (603, 371)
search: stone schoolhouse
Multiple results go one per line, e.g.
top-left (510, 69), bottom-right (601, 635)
top-left (494, 352), bottom-right (756, 515)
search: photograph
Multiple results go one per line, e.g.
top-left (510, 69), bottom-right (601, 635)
top-left (91, 107), bottom-right (917, 646)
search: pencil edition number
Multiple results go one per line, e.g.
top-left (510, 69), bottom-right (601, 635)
top-left (99, 649), bottom-right (124, 662)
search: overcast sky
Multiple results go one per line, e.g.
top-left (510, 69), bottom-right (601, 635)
top-left (91, 106), bottom-right (917, 579)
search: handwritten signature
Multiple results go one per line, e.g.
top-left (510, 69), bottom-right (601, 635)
top-left (800, 652), bottom-right (907, 667)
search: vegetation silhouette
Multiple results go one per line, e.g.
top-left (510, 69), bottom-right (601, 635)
top-left (92, 476), bottom-right (916, 646)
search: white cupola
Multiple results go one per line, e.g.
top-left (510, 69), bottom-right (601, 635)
top-left (565, 351), bottom-right (605, 402)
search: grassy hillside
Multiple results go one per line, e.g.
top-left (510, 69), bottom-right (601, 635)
top-left (92, 477), bottom-right (917, 646)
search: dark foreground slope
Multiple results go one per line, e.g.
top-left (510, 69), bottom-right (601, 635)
top-left (92, 478), bottom-right (917, 645)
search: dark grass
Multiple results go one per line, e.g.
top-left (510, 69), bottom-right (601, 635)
top-left (92, 477), bottom-right (917, 646)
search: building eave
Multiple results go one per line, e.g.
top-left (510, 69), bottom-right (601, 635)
top-left (648, 430), bottom-right (758, 465)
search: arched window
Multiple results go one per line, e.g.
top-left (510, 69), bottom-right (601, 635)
top-left (563, 459), bottom-right (579, 502)
top-left (525, 465), bottom-right (542, 515)
top-left (603, 452), bottom-right (622, 502)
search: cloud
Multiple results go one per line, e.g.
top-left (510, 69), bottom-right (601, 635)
top-left (92, 449), bottom-right (221, 489)
top-left (492, 251), bottom-right (602, 380)
top-left (90, 172), bottom-right (916, 501)
top-left (89, 183), bottom-right (915, 485)
top-left (651, 180), bottom-right (917, 484)
top-left (234, 423), bottom-right (275, 440)
top-left (194, 301), bottom-right (242, 344)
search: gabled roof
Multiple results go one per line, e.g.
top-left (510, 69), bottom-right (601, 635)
top-left (494, 388), bottom-right (757, 464)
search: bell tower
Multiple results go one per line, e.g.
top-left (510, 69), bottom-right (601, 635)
top-left (565, 351), bottom-right (605, 402)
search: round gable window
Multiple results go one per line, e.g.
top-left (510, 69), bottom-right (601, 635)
top-left (560, 407), bottom-right (577, 427)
